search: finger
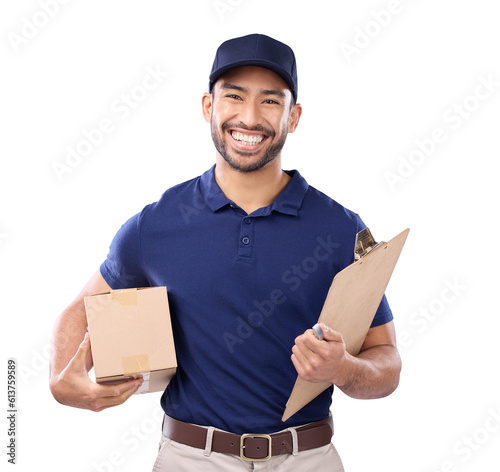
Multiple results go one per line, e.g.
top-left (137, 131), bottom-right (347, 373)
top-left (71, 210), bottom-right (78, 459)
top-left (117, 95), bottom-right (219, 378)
top-left (319, 324), bottom-right (344, 343)
top-left (90, 379), bottom-right (143, 412)
top-left (291, 343), bottom-right (310, 365)
top-left (96, 385), bottom-right (142, 411)
top-left (291, 349), bottom-right (309, 376)
top-left (93, 378), bottom-right (144, 399)
top-left (298, 330), bottom-right (325, 353)
top-left (291, 346), bottom-right (322, 382)
top-left (290, 352), bottom-right (301, 374)
top-left (292, 339), bottom-right (322, 369)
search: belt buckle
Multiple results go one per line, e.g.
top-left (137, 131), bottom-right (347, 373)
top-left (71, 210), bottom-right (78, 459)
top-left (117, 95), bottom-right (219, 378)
top-left (240, 433), bottom-right (272, 462)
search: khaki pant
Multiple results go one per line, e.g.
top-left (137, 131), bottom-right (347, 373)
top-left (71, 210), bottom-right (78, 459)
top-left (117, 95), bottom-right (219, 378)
top-left (152, 429), bottom-right (345, 471)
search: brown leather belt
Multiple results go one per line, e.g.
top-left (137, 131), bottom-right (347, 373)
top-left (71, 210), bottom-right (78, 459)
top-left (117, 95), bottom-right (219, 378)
top-left (162, 415), bottom-right (333, 462)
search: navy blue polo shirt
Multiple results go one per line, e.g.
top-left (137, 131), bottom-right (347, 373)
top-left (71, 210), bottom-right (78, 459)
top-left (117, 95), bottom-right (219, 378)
top-left (100, 165), bottom-right (393, 434)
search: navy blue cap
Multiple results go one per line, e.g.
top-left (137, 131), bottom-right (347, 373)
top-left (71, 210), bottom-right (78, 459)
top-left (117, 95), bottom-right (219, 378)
top-left (209, 34), bottom-right (298, 101)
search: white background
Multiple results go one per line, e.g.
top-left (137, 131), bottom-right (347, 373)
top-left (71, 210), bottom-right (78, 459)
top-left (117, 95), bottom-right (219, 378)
top-left (1, 1), bottom-right (499, 470)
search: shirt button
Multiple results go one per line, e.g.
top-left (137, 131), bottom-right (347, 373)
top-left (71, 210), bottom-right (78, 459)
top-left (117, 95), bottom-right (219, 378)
top-left (244, 217), bottom-right (252, 224)
top-left (242, 237), bottom-right (250, 245)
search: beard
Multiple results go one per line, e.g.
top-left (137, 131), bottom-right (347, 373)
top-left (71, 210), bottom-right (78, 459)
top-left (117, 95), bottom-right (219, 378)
top-left (211, 119), bottom-right (288, 173)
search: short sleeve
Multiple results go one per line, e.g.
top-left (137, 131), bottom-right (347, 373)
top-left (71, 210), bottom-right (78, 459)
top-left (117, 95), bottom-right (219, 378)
top-left (100, 210), bottom-right (150, 289)
top-left (370, 294), bottom-right (393, 327)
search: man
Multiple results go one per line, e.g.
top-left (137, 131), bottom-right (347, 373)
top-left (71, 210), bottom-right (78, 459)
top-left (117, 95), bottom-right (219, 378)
top-left (50, 34), bottom-right (401, 471)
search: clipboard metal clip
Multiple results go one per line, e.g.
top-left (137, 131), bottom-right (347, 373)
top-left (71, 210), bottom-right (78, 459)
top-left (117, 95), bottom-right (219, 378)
top-left (354, 227), bottom-right (385, 261)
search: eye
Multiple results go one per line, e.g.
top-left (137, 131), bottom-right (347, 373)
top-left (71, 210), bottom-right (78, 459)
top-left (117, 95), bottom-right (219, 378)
top-left (264, 99), bottom-right (279, 104)
top-left (226, 94), bottom-right (242, 100)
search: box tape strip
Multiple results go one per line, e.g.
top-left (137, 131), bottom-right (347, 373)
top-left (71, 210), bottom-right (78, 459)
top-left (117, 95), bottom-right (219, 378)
top-left (122, 354), bottom-right (150, 376)
top-left (111, 289), bottom-right (138, 305)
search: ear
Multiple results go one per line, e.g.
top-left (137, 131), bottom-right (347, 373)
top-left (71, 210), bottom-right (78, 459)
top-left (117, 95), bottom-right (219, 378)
top-left (202, 92), bottom-right (213, 123)
top-left (288, 103), bottom-right (302, 133)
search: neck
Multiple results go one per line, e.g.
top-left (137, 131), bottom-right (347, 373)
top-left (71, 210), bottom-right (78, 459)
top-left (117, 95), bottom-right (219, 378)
top-left (214, 155), bottom-right (291, 215)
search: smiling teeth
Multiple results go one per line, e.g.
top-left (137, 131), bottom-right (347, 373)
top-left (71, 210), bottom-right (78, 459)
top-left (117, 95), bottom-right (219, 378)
top-left (231, 131), bottom-right (264, 145)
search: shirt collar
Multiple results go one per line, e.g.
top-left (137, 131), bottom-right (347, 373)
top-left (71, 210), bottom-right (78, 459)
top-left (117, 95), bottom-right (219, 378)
top-left (199, 165), bottom-right (309, 216)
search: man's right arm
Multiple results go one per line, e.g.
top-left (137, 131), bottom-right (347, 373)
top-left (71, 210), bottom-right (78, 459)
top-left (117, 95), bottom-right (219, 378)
top-left (49, 270), bottom-right (143, 412)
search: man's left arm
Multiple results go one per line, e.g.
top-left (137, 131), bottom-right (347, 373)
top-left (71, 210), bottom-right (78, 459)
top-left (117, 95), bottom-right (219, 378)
top-left (291, 321), bottom-right (401, 399)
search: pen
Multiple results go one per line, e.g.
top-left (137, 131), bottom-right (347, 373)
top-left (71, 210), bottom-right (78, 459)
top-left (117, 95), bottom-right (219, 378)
top-left (312, 323), bottom-right (324, 341)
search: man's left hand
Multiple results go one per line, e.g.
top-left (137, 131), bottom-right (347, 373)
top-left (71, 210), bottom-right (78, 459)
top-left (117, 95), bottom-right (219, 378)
top-left (291, 323), bottom-right (352, 386)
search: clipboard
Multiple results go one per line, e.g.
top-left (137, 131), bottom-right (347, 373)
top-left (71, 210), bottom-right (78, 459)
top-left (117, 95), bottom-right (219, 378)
top-left (282, 228), bottom-right (410, 422)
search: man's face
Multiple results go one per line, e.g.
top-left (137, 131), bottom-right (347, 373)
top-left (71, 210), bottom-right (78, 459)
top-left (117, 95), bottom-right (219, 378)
top-left (203, 66), bottom-right (300, 173)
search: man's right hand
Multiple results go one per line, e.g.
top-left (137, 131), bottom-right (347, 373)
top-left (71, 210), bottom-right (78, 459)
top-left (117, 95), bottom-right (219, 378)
top-left (50, 332), bottom-right (143, 412)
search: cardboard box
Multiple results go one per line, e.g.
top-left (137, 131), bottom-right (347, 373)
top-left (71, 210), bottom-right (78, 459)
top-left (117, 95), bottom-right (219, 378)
top-left (84, 286), bottom-right (177, 394)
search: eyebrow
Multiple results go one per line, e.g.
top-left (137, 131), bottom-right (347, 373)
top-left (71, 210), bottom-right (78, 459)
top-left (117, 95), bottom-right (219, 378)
top-left (261, 89), bottom-right (286, 99)
top-left (220, 83), bottom-right (286, 99)
top-left (220, 83), bottom-right (247, 93)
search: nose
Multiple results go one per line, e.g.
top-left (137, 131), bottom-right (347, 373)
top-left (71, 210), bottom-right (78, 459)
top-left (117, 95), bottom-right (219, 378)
top-left (238, 100), bottom-right (263, 129)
